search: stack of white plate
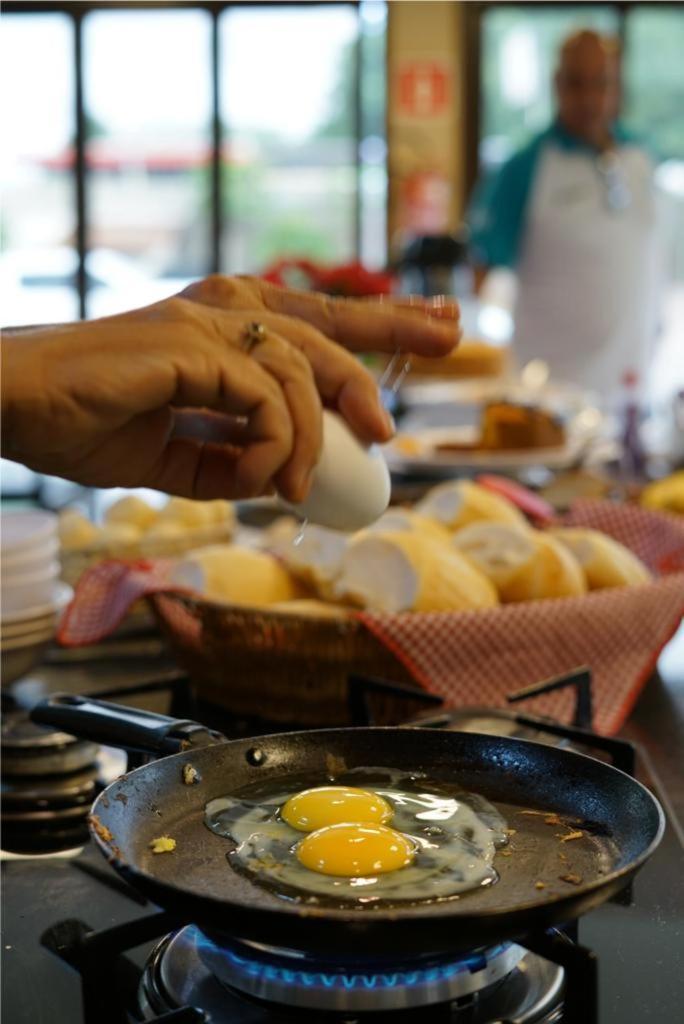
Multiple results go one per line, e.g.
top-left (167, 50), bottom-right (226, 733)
top-left (1, 510), bottom-right (73, 684)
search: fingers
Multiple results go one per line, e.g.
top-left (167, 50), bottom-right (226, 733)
top-left (247, 277), bottom-right (461, 357)
top-left (257, 312), bottom-right (393, 444)
top-left (166, 305), bottom-right (322, 501)
top-left (371, 294), bottom-right (461, 321)
top-left (246, 328), bottom-right (323, 502)
top-left (150, 393), bottom-right (292, 501)
top-left (181, 274), bottom-right (461, 358)
top-left (157, 315), bottom-right (296, 498)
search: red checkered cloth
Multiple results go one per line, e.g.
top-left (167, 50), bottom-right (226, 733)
top-left (58, 501), bottom-right (684, 735)
top-left (58, 559), bottom-right (176, 646)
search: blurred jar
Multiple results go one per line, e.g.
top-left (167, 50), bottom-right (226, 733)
top-left (397, 232), bottom-right (473, 300)
top-left (670, 390), bottom-right (684, 467)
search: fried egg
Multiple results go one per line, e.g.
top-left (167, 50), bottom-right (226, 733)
top-left (204, 770), bottom-right (507, 905)
top-left (280, 786), bottom-right (393, 832)
top-left (297, 823), bottom-right (415, 876)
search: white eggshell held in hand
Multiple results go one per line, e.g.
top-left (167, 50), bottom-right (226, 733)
top-left (282, 410), bottom-right (391, 531)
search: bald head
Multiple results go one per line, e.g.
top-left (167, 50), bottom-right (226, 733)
top-left (555, 30), bottom-right (621, 148)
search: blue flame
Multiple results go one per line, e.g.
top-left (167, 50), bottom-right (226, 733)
top-left (196, 928), bottom-right (509, 992)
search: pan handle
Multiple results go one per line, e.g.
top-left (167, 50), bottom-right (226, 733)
top-left (30, 693), bottom-right (224, 756)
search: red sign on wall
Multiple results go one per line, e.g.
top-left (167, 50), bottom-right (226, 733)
top-left (397, 61), bottom-right (450, 117)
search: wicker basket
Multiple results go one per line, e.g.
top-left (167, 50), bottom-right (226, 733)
top-left (149, 592), bottom-right (420, 726)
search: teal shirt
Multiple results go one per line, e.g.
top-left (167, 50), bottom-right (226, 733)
top-left (467, 122), bottom-right (638, 269)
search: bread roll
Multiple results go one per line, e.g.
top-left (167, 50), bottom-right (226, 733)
top-left (144, 520), bottom-right (186, 541)
top-left (266, 524), bottom-right (349, 599)
top-left (407, 341), bottom-right (507, 379)
top-left (170, 545), bottom-right (302, 606)
top-left (95, 522), bottom-right (144, 547)
top-left (105, 495), bottom-right (159, 530)
top-left (336, 530), bottom-right (498, 613)
top-left (640, 471), bottom-right (684, 515)
top-left (451, 522), bottom-right (539, 591)
top-left (415, 480), bottom-right (527, 533)
top-left (204, 499), bottom-right (236, 528)
top-left (157, 497), bottom-right (216, 529)
top-left (365, 508), bottom-right (452, 544)
top-left (58, 509), bottom-right (101, 550)
top-left (453, 522), bottom-right (586, 602)
top-left (549, 528), bottom-right (652, 590)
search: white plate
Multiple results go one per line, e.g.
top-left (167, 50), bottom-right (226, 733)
top-left (0, 581), bottom-right (73, 626)
top-left (1, 624), bottom-right (56, 651)
top-left (1, 563), bottom-right (62, 615)
top-left (1, 612), bottom-right (58, 640)
top-left (386, 426), bottom-right (592, 476)
top-left (400, 377), bottom-right (600, 417)
top-left (1, 634), bottom-right (53, 685)
top-left (1, 509), bottom-right (57, 555)
top-left (2, 535), bottom-right (59, 573)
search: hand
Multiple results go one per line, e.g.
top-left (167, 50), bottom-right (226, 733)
top-left (1, 276), bottom-right (459, 502)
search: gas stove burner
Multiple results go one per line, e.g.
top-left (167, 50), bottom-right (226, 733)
top-left (139, 925), bottom-right (565, 1021)
top-left (196, 931), bottom-right (527, 1012)
top-left (1, 711), bottom-right (99, 776)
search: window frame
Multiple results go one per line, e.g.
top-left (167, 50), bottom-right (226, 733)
top-left (4, 0), bottom-right (366, 318)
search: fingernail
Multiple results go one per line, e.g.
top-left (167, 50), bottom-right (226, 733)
top-left (381, 407), bottom-right (396, 438)
top-left (292, 468), bottom-right (314, 504)
top-left (427, 297), bottom-right (460, 320)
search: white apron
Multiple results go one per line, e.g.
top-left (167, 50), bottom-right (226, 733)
top-left (513, 143), bottom-right (660, 397)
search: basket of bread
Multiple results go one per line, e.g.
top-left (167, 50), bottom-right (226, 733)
top-left (58, 495), bottom-right (237, 587)
top-left (58, 478), bottom-right (684, 734)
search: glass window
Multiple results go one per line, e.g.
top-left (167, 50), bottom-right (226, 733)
top-left (82, 9), bottom-right (212, 317)
top-left (219, 4), bottom-right (359, 274)
top-left (480, 4), bottom-right (619, 170)
top-left (1, 14), bottom-right (77, 326)
top-left (624, 6), bottom-right (684, 398)
top-left (624, 6), bottom-right (684, 162)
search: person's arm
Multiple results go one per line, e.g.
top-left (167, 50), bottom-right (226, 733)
top-left (1, 277), bottom-right (459, 503)
top-left (466, 141), bottom-right (542, 288)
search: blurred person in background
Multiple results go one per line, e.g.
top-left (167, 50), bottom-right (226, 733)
top-left (468, 30), bottom-right (661, 397)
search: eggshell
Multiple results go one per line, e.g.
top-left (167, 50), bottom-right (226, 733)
top-left (282, 411), bottom-right (390, 531)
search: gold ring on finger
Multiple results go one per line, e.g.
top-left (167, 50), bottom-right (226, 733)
top-left (241, 321), bottom-right (267, 354)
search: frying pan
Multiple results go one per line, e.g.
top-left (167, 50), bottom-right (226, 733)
top-left (31, 694), bottom-right (664, 956)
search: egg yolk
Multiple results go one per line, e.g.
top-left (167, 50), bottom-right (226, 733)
top-left (280, 787), bottom-right (393, 833)
top-left (296, 823), bottom-right (415, 877)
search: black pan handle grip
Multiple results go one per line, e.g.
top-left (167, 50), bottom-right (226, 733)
top-left (30, 694), bottom-right (224, 757)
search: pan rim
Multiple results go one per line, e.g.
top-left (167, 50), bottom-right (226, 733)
top-left (88, 726), bottom-right (666, 927)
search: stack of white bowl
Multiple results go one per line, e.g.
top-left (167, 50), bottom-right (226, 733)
top-left (1, 510), bottom-right (73, 684)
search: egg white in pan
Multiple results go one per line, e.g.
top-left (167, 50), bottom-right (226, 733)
top-left (204, 769), bottom-right (508, 904)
